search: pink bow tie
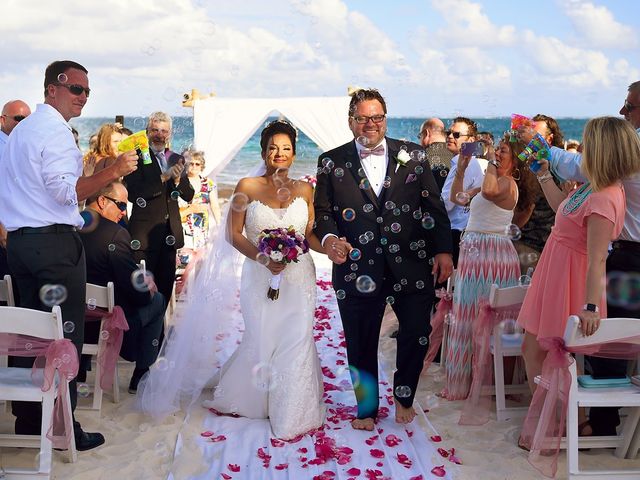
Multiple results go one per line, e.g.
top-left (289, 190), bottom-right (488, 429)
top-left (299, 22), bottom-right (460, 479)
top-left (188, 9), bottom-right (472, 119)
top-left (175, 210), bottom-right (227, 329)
top-left (359, 145), bottom-right (385, 158)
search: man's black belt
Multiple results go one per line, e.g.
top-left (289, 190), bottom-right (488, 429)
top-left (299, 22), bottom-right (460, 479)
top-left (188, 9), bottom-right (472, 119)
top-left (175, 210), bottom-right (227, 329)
top-left (12, 224), bottom-right (77, 235)
top-left (612, 240), bottom-right (640, 252)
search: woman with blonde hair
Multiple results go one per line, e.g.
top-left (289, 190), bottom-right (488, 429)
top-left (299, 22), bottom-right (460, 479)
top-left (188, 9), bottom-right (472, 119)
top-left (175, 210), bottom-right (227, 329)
top-left (518, 117), bottom-right (640, 411)
top-left (83, 123), bottom-right (125, 176)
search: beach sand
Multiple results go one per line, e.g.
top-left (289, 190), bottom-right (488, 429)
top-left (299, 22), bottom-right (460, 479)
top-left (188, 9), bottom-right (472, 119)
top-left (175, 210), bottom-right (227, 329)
top-left (1, 253), bottom-right (638, 479)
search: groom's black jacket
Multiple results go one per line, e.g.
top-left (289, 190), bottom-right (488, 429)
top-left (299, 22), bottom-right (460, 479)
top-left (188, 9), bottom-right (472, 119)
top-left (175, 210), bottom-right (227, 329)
top-left (314, 137), bottom-right (452, 297)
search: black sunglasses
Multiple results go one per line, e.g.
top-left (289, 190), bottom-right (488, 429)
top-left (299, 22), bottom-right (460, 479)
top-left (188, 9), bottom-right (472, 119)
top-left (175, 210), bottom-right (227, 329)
top-left (55, 83), bottom-right (91, 97)
top-left (624, 99), bottom-right (639, 112)
top-left (445, 130), bottom-right (470, 139)
top-left (2, 115), bottom-right (26, 122)
top-left (103, 196), bottom-right (127, 212)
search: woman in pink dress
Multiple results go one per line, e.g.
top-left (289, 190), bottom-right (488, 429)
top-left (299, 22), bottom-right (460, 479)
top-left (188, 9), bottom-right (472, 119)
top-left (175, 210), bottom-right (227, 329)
top-left (518, 117), bottom-right (640, 398)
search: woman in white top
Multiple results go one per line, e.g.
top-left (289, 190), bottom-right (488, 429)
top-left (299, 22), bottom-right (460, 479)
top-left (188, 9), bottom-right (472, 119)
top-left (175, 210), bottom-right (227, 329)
top-left (443, 135), bottom-right (536, 400)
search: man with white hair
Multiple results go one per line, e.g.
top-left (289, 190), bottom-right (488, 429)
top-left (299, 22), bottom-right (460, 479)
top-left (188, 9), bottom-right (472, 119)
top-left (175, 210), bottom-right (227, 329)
top-left (125, 112), bottom-right (194, 312)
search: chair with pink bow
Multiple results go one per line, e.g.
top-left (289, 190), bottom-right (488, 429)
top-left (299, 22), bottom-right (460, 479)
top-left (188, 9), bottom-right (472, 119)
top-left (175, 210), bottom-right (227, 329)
top-left (520, 315), bottom-right (640, 479)
top-left (0, 305), bottom-right (77, 477)
top-left (80, 282), bottom-right (128, 412)
top-left (458, 283), bottom-right (530, 425)
top-left (1, 274), bottom-right (16, 414)
top-left (422, 270), bottom-right (456, 374)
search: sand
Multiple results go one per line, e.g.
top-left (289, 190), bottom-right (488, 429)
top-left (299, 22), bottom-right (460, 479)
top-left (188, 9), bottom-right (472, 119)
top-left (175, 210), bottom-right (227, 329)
top-left (1, 253), bottom-right (638, 479)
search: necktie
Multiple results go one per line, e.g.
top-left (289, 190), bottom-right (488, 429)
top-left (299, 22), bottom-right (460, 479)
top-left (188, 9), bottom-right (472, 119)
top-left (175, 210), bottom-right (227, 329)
top-left (359, 145), bottom-right (385, 159)
top-left (156, 150), bottom-right (168, 172)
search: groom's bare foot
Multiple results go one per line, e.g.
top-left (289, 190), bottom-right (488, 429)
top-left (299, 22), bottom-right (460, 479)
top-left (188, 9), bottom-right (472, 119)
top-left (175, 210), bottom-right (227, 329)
top-left (351, 418), bottom-right (375, 431)
top-left (394, 398), bottom-right (417, 424)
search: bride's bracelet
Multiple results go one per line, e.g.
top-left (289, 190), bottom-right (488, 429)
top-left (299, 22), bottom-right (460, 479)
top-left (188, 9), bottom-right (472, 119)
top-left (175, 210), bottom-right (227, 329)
top-left (537, 171), bottom-right (553, 184)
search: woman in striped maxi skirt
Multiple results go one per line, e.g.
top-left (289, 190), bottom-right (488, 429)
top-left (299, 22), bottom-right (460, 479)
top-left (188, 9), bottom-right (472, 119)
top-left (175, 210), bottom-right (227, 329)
top-left (443, 135), bottom-right (536, 400)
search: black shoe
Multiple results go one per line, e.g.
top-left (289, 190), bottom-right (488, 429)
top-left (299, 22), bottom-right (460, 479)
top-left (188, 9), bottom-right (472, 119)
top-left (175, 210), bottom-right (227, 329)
top-left (75, 430), bottom-right (105, 451)
top-left (128, 367), bottom-right (149, 394)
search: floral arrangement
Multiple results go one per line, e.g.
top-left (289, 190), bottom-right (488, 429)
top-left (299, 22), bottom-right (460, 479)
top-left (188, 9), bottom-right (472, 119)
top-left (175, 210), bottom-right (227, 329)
top-left (257, 227), bottom-right (310, 300)
top-left (299, 174), bottom-right (317, 188)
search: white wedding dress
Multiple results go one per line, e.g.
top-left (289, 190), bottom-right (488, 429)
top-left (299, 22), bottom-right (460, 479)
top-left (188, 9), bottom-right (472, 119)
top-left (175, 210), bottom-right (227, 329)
top-left (203, 196), bottom-right (325, 439)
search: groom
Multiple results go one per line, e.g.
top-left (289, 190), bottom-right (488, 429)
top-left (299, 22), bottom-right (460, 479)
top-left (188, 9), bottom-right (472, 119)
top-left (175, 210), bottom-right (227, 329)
top-left (314, 89), bottom-right (453, 430)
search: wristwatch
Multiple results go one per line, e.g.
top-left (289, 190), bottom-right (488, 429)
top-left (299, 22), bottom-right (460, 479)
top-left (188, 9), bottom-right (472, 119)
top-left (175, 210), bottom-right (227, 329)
top-left (488, 159), bottom-right (500, 168)
top-left (583, 303), bottom-right (599, 313)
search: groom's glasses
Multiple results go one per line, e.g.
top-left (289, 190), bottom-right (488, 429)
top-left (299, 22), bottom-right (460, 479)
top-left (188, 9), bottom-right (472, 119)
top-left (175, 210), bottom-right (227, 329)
top-left (351, 114), bottom-right (386, 124)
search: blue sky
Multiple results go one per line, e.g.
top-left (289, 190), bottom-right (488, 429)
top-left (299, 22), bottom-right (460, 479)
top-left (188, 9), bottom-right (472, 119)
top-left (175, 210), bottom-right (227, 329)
top-left (1, 0), bottom-right (638, 118)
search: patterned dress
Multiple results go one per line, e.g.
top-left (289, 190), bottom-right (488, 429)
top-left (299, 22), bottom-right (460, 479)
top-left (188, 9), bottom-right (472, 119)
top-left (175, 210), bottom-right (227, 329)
top-left (444, 193), bottom-right (521, 400)
top-left (179, 175), bottom-right (218, 249)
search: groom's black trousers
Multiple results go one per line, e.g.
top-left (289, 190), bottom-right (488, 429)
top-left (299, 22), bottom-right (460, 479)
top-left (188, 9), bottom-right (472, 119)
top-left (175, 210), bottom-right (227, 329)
top-left (336, 265), bottom-right (433, 419)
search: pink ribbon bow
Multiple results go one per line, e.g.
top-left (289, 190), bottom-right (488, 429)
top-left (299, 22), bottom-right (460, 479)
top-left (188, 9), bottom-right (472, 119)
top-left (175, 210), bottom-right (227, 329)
top-left (359, 145), bottom-right (385, 158)
top-left (86, 305), bottom-right (129, 390)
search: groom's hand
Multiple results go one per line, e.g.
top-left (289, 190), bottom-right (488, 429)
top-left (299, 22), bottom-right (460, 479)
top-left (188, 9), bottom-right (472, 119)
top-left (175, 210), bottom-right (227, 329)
top-left (432, 253), bottom-right (453, 284)
top-left (325, 236), bottom-right (349, 264)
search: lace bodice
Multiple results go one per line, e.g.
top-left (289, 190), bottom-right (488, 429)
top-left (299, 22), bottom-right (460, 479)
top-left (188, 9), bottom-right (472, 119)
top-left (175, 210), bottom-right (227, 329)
top-left (244, 196), bottom-right (309, 246)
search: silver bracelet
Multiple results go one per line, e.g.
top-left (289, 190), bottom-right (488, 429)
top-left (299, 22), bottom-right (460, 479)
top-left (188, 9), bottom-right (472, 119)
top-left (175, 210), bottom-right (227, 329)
top-left (537, 171), bottom-right (553, 184)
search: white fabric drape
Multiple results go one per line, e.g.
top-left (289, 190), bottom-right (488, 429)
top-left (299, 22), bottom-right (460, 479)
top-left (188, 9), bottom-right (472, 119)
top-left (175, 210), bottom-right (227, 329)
top-left (192, 96), bottom-right (353, 177)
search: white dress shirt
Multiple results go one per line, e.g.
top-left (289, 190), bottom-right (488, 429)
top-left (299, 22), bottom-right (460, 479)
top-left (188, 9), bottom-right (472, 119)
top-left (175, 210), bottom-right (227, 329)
top-left (0, 103), bottom-right (83, 231)
top-left (354, 139), bottom-right (388, 197)
top-left (0, 130), bottom-right (8, 159)
top-left (441, 154), bottom-right (484, 230)
top-left (549, 141), bottom-right (640, 242)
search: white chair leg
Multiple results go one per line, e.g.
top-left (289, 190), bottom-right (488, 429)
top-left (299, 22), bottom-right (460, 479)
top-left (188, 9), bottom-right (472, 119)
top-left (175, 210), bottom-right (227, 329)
top-left (92, 356), bottom-right (104, 412)
top-left (112, 361), bottom-right (120, 403)
top-left (566, 396), bottom-right (580, 476)
top-left (64, 381), bottom-right (77, 463)
top-left (493, 342), bottom-right (507, 420)
top-left (618, 407), bottom-right (640, 458)
top-left (627, 413), bottom-right (640, 459)
top-left (39, 392), bottom-right (54, 474)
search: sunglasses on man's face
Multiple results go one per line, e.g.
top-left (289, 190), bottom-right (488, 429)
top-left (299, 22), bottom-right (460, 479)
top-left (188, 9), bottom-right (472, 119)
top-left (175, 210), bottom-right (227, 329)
top-left (624, 99), bottom-right (639, 112)
top-left (55, 83), bottom-right (91, 98)
top-left (2, 115), bottom-right (26, 122)
top-left (103, 196), bottom-right (127, 212)
top-left (445, 130), bottom-right (470, 139)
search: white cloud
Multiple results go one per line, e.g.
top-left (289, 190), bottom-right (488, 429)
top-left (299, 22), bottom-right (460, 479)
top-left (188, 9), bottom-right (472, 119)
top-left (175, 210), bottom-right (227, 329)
top-left (559, 0), bottom-right (638, 49)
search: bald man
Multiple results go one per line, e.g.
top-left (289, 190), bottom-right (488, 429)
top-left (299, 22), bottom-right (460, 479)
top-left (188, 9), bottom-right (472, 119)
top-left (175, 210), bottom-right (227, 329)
top-left (418, 117), bottom-right (454, 191)
top-left (0, 100), bottom-right (31, 153)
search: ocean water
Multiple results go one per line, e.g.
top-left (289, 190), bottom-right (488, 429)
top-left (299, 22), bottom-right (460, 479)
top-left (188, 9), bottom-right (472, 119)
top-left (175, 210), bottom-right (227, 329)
top-left (71, 116), bottom-right (588, 189)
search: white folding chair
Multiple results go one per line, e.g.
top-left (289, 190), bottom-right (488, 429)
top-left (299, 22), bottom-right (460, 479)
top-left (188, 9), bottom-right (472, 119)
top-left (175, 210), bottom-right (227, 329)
top-left (79, 282), bottom-right (119, 412)
top-left (0, 275), bottom-right (16, 413)
top-left (439, 269), bottom-right (456, 368)
top-left (559, 315), bottom-right (640, 479)
top-left (487, 284), bottom-right (530, 421)
top-left (0, 274), bottom-right (16, 306)
top-left (0, 305), bottom-right (77, 478)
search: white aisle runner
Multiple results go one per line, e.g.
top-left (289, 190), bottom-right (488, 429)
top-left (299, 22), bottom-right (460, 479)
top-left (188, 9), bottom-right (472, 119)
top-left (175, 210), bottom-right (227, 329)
top-left (169, 267), bottom-right (458, 480)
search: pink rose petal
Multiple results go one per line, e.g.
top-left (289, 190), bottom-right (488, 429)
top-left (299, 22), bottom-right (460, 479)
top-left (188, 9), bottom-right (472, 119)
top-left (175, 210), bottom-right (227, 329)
top-left (270, 438), bottom-right (285, 447)
top-left (430, 435), bottom-right (442, 442)
top-left (200, 430), bottom-right (214, 437)
top-left (221, 474), bottom-right (231, 480)
top-left (210, 435), bottom-right (226, 442)
top-left (228, 464), bottom-right (240, 472)
top-left (365, 435), bottom-right (379, 445)
top-left (384, 434), bottom-right (402, 447)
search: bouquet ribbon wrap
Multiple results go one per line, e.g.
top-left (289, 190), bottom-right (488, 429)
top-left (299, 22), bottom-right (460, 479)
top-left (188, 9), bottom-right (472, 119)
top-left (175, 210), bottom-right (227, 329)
top-left (268, 273), bottom-right (282, 300)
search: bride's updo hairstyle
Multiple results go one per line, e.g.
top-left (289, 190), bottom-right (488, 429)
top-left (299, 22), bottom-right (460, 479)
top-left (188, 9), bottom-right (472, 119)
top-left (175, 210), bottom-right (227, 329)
top-left (260, 120), bottom-right (298, 155)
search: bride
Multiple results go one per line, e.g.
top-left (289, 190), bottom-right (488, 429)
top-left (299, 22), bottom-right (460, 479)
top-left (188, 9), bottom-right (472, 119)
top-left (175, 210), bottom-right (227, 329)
top-left (138, 120), bottom-right (326, 440)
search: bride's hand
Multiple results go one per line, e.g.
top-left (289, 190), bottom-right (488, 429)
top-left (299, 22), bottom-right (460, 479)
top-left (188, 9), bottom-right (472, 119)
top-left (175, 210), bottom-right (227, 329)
top-left (267, 260), bottom-right (286, 275)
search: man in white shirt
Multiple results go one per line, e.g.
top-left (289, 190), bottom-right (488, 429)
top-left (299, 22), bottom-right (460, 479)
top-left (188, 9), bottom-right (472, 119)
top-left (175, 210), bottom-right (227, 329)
top-left (441, 117), bottom-right (484, 264)
top-left (0, 100), bottom-right (31, 279)
top-left (545, 80), bottom-right (640, 437)
top-left (0, 60), bottom-right (138, 450)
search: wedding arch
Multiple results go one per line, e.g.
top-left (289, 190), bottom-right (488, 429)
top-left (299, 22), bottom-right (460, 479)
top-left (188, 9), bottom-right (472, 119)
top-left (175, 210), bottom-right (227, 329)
top-left (191, 96), bottom-right (354, 177)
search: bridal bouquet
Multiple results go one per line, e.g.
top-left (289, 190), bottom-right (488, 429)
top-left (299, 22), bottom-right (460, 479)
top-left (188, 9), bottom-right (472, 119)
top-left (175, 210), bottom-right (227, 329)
top-left (257, 227), bottom-right (310, 300)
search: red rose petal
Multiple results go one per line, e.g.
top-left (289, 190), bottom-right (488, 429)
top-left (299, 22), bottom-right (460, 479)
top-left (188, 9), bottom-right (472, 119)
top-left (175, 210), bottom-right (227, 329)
top-left (437, 447), bottom-right (449, 458)
top-left (275, 463), bottom-right (288, 470)
top-left (270, 438), bottom-right (285, 447)
top-left (228, 464), bottom-right (240, 472)
top-left (346, 467), bottom-right (361, 475)
top-left (369, 448), bottom-right (384, 458)
top-left (430, 435), bottom-right (442, 442)
top-left (221, 474), bottom-right (231, 480)
top-left (431, 465), bottom-right (446, 477)
top-left (200, 430), bottom-right (214, 437)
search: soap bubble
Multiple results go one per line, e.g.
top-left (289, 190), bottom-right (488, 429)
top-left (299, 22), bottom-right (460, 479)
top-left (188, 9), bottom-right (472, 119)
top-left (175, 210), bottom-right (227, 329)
top-left (385, 296), bottom-right (395, 305)
top-left (87, 298), bottom-right (97, 310)
top-left (348, 248), bottom-right (362, 261)
top-left (359, 178), bottom-right (370, 190)
top-left (79, 209), bottom-right (99, 233)
top-left (131, 269), bottom-right (154, 292)
top-left (136, 197), bottom-right (147, 208)
top-left (416, 280), bottom-right (425, 289)
top-left (40, 284), bottom-right (67, 307)
top-left (100, 330), bottom-right (109, 340)
top-left (342, 208), bottom-right (356, 222)
top-left (108, 243), bottom-right (116, 252)
top-left (251, 362), bottom-right (274, 391)
top-left (455, 192), bottom-right (470, 204)
top-left (356, 135), bottom-right (370, 146)
top-left (130, 239), bottom-right (141, 250)
top-left (170, 190), bottom-right (180, 201)
top-left (384, 201), bottom-right (396, 210)
top-left (62, 321), bottom-right (75, 334)
top-left (322, 157), bottom-right (334, 169)
top-left (425, 394), bottom-right (440, 409)
top-left (499, 319), bottom-right (523, 341)
top-left (394, 385), bottom-right (412, 398)
top-left (363, 203), bottom-right (374, 213)
top-left (336, 289), bottom-right (346, 300)
top-left (506, 224), bottom-right (521, 240)
top-left (518, 275), bottom-right (531, 287)
top-left (390, 223), bottom-right (401, 233)
top-left (418, 336), bottom-right (428, 346)
top-left (165, 235), bottom-right (176, 246)
top-left (421, 214), bottom-right (435, 230)
top-left (334, 168), bottom-right (344, 178)
top-left (276, 187), bottom-right (291, 202)
top-left (230, 192), bottom-right (250, 212)
top-left (77, 383), bottom-right (90, 397)
top-left (355, 275), bottom-right (376, 293)
top-left (256, 252), bottom-right (270, 266)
